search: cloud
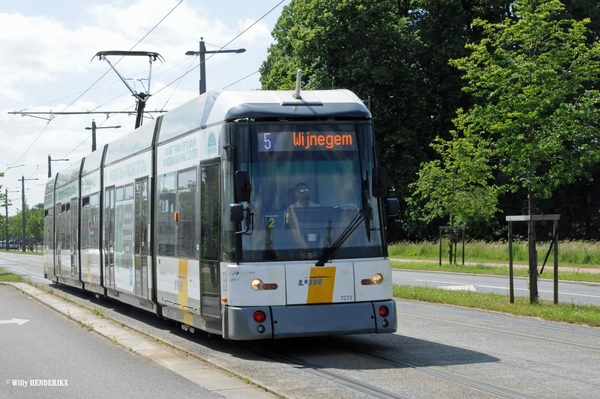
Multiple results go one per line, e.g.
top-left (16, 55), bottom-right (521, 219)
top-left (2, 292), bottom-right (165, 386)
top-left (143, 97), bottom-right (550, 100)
top-left (0, 0), bottom-right (283, 213)
top-left (237, 19), bottom-right (274, 45)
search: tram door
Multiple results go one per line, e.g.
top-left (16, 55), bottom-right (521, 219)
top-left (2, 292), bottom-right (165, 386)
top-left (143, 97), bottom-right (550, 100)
top-left (57, 201), bottom-right (74, 278)
top-left (104, 188), bottom-right (115, 289)
top-left (70, 197), bottom-right (78, 278)
top-left (200, 163), bottom-right (221, 321)
top-left (134, 178), bottom-right (148, 298)
top-left (55, 203), bottom-right (63, 276)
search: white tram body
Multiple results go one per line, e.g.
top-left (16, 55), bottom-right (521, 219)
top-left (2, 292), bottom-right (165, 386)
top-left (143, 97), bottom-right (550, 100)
top-left (44, 89), bottom-right (398, 339)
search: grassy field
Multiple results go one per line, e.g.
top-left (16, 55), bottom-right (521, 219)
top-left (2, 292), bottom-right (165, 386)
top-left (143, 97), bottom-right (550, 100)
top-left (0, 267), bottom-right (24, 282)
top-left (394, 285), bottom-right (600, 327)
top-left (0, 249), bottom-right (43, 256)
top-left (3, 243), bottom-right (597, 327)
top-left (391, 260), bottom-right (600, 283)
top-left (389, 239), bottom-right (600, 268)
top-left (390, 240), bottom-right (600, 326)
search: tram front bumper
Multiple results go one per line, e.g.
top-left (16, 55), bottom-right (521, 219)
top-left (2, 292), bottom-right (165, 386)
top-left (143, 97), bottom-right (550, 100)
top-left (223, 300), bottom-right (397, 340)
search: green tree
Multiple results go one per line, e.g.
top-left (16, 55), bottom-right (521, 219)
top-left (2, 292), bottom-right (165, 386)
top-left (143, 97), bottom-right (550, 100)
top-left (0, 176), bottom-right (5, 247)
top-left (410, 126), bottom-right (499, 229)
top-left (260, 0), bottom-right (433, 240)
top-left (26, 203), bottom-right (44, 243)
top-left (417, 0), bottom-right (600, 302)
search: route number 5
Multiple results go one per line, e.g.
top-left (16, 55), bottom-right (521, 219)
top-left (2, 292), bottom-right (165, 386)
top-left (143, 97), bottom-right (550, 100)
top-left (263, 133), bottom-right (272, 150)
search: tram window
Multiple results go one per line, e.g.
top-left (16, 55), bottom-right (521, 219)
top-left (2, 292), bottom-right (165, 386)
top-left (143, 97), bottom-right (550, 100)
top-left (158, 172), bottom-right (176, 256)
top-left (89, 194), bottom-right (100, 249)
top-left (81, 196), bottom-right (90, 251)
top-left (201, 164), bottom-right (220, 262)
top-left (177, 168), bottom-right (197, 258)
top-left (114, 185), bottom-right (134, 270)
top-left (125, 184), bottom-right (134, 200)
top-left (116, 187), bottom-right (124, 202)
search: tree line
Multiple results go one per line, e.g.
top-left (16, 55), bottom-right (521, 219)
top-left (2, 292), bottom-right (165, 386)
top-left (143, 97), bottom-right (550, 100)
top-left (0, 181), bottom-right (44, 248)
top-left (259, 0), bottom-right (600, 242)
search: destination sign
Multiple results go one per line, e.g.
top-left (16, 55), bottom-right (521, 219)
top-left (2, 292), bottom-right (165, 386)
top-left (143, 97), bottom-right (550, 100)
top-left (257, 130), bottom-right (357, 153)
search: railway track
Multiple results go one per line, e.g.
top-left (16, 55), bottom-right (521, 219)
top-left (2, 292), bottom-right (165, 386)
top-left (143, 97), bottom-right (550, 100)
top-left (398, 301), bottom-right (600, 351)
top-left (246, 338), bottom-right (543, 399)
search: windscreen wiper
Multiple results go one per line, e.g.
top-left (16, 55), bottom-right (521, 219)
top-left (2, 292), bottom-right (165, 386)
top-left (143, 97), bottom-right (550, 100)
top-left (315, 206), bottom-right (370, 266)
top-left (315, 173), bottom-right (373, 266)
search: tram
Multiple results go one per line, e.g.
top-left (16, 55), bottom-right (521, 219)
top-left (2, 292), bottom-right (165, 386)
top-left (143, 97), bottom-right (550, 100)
top-left (43, 88), bottom-right (399, 340)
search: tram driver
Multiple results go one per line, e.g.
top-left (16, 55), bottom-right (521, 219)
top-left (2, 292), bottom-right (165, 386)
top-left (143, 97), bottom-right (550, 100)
top-left (289, 182), bottom-right (320, 208)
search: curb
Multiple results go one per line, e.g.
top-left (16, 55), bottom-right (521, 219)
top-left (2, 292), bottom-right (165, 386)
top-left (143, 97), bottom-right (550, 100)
top-left (4, 282), bottom-right (279, 399)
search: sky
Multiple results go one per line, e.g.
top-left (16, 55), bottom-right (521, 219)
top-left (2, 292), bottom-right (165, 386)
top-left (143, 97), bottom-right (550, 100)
top-left (0, 0), bottom-right (289, 215)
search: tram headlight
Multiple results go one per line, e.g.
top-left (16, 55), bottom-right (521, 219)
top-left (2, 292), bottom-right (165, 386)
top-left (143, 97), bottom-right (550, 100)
top-left (251, 279), bottom-right (263, 290)
top-left (251, 279), bottom-right (278, 290)
top-left (361, 273), bottom-right (383, 285)
top-left (372, 273), bottom-right (383, 284)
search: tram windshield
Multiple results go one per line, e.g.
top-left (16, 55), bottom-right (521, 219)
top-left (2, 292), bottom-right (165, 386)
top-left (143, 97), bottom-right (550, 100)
top-left (240, 122), bottom-right (384, 262)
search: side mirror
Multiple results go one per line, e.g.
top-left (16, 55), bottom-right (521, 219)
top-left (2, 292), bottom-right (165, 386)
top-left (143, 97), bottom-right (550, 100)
top-left (385, 198), bottom-right (399, 218)
top-left (372, 167), bottom-right (387, 198)
top-left (235, 171), bottom-right (251, 202)
top-left (230, 204), bottom-right (244, 223)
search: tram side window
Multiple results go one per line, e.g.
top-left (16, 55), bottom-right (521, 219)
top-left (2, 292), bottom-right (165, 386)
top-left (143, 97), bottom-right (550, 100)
top-left (115, 185), bottom-right (135, 270)
top-left (89, 194), bottom-right (100, 249)
top-left (158, 173), bottom-right (176, 256)
top-left (177, 168), bottom-right (197, 259)
top-left (81, 197), bottom-right (90, 251)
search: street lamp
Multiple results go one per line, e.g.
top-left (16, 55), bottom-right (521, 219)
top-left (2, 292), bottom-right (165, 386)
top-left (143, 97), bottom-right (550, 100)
top-left (85, 120), bottom-right (121, 152)
top-left (18, 176), bottom-right (38, 252)
top-left (185, 38), bottom-right (246, 95)
top-left (3, 188), bottom-right (19, 252)
top-left (2, 164), bottom-right (25, 175)
top-left (47, 155), bottom-right (69, 178)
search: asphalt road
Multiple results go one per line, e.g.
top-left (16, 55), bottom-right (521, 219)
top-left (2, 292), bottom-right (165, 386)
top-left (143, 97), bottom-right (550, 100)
top-left (0, 284), bottom-right (220, 399)
top-left (393, 269), bottom-right (600, 306)
top-left (2, 252), bottom-right (600, 398)
top-left (2, 252), bottom-right (599, 306)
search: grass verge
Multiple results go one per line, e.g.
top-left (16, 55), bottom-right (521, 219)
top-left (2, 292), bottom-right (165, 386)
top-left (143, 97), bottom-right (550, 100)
top-left (0, 267), bottom-right (24, 282)
top-left (389, 240), bottom-right (600, 268)
top-left (0, 249), bottom-right (43, 256)
top-left (394, 285), bottom-right (600, 327)
top-left (392, 261), bottom-right (600, 284)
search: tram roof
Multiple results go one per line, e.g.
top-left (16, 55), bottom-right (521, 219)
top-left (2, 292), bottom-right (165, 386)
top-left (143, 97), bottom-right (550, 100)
top-left (55, 160), bottom-right (82, 188)
top-left (157, 89), bottom-right (371, 144)
top-left (46, 89), bottom-right (371, 184)
top-left (213, 89), bottom-right (371, 119)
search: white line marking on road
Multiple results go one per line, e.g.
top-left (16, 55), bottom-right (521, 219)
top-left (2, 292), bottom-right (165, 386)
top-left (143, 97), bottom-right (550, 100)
top-left (437, 284), bottom-right (477, 292)
top-left (417, 280), bottom-right (600, 299)
top-left (0, 318), bottom-right (30, 325)
top-left (416, 279), bottom-right (468, 285)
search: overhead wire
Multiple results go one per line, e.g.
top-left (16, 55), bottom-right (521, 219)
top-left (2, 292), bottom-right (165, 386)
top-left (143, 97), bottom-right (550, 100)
top-left (67, 0), bottom-right (288, 154)
top-left (18, 55), bottom-right (194, 113)
top-left (83, 55), bottom-right (192, 118)
top-left (155, 0), bottom-right (287, 100)
top-left (327, 1), bottom-right (386, 37)
top-left (59, 103), bottom-right (136, 160)
top-left (9, 0), bottom-right (184, 168)
top-left (160, 54), bottom-right (201, 110)
top-left (153, 0), bottom-right (381, 97)
top-left (11, 0), bottom-right (286, 171)
top-left (222, 70), bottom-right (260, 90)
top-left (59, 0), bottom-right (184, 114)
top-left (220, 0), bottom-right (378, 91)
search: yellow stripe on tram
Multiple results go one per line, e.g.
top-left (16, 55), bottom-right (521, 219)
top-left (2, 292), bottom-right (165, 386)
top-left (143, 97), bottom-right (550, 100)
top-left (177, 258), bottom-right (193, 325)
top-left (307, 267), bottom-right (336, 304)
